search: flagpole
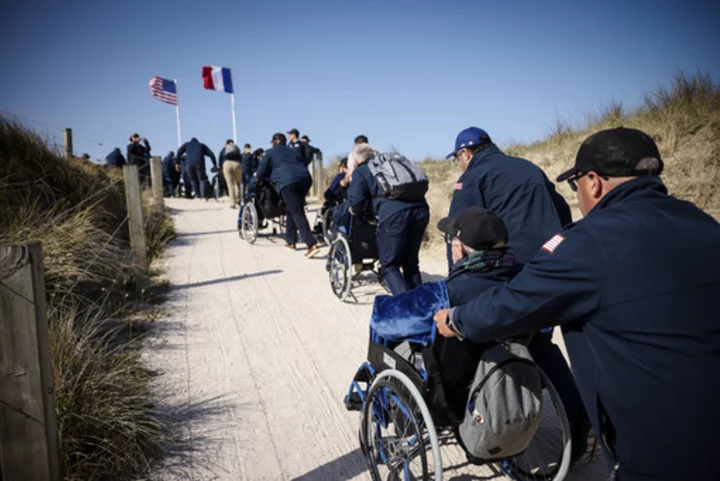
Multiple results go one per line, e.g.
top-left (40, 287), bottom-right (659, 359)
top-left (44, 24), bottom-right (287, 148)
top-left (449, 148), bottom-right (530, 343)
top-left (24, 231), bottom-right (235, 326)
top-left (230, 92), bottom-right (237, 144)
top-left (174, 79), bottom-right (182, 146)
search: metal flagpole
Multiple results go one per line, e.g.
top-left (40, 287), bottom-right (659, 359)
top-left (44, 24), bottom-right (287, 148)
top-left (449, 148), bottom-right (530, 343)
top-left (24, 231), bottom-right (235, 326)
top-left (230, 92), bottom-right (237, 144)
top-left (174, 79), bottom-right (182, 146)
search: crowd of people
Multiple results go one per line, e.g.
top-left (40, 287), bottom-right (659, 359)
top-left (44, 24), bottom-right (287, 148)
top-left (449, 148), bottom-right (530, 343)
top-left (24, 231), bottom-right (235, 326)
top-left (103, 123), bottom-right (720, 480)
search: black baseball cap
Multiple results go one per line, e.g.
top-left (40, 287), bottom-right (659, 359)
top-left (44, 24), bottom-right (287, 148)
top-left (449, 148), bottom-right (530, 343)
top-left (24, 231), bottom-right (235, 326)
top-left (271, 132), bottom-right (287, 144)
top-left (557, 127), bottom-right (663, 182)
top-left (437, 207), bottom-right (508, 251)
top-left (287, 128), bottom-right (299, 136)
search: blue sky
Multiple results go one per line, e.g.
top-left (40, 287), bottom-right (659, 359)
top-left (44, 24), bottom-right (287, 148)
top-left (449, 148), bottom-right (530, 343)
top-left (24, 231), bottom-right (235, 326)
top-left (1, 0), bottom-right (718, 164)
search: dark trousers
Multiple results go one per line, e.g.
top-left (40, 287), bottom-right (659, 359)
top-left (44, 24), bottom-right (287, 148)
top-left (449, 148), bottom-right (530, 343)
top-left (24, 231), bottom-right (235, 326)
top-left (377, 206), bottom-right (430, 295)
top-left (242, 173), bottom-right (252, 201)
top-left (281, 182), bottom-right (316, 248)
top-left (187, 163), bottom-right (208, 199)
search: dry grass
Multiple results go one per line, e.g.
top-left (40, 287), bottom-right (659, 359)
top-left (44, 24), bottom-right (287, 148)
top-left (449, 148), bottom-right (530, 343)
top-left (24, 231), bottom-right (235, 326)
top-left (420, 70), bottom-right (720, 254)
top-left (0, 118), bottom-right (174, 480)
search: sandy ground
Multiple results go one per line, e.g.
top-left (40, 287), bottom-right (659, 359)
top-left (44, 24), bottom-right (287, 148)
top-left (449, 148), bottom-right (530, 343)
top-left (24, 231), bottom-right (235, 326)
top-left (147, 197), bottom-right (607, 481)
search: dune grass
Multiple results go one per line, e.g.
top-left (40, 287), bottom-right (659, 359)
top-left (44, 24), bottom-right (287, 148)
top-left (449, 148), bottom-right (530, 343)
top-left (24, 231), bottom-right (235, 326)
top-left (419, 70), bottom-right (720, 254)
top-left (0, 118), bottom-right (175, 480)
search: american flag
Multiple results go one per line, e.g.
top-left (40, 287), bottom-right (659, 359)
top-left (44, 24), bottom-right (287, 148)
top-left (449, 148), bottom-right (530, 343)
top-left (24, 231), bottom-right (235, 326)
top-left (149, 76), bottom-right (178, 106)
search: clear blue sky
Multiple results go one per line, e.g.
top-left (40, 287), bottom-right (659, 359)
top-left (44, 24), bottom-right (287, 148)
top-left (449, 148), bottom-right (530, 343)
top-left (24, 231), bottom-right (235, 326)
top-left (1, 0), bottom-right (718, 163)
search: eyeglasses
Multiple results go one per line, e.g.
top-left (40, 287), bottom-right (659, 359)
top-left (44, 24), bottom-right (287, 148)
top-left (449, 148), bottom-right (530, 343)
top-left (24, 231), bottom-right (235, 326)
top-left (566, 172), bottom-right (588, 192)
top-left (444, 233), bottom-right (454, 245)
top-left (452, 149), bottom-right (465, 165)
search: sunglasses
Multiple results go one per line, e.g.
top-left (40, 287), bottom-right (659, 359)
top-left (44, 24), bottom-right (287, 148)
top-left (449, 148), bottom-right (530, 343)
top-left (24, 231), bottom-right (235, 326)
top-left (567, 172), bottom-right (609, 192)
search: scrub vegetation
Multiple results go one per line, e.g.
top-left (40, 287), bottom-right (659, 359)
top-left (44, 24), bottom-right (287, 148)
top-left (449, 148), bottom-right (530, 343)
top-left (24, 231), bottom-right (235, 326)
top-left (0, 118), bottom-right (175, 480)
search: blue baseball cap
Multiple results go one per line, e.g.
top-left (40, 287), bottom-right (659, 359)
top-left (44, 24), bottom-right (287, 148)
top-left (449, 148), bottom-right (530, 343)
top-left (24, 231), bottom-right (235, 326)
top-left (446, 127), bottom-right (491, 159)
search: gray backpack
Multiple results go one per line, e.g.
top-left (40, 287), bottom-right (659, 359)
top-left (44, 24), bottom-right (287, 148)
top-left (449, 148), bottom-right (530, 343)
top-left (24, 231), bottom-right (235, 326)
top-left (367, 152), bottom-right (428, 201)
top-left (225, 143), bottom-right (241, 161)
top-left (459, 341), bottom-right (543, 462)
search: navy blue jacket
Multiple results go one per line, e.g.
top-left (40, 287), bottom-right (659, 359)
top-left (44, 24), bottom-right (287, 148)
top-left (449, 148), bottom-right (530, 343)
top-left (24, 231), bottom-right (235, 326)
top-left (127, 140), bottom-right (150, 167)
top-left (162, 154), bottom-right (178, 178)
top-left (241, 153), bottom-right (257, 176)
top-left (348, 163), bottom-right (428, 225)
top-left (451, 177), bottom-right (720, 480)
top-left (256, 144), bottom-right (311, 191)
top-left (289, 140), bottom-right (312, 166)
top-left (176, 139), bottom-right (216, 167)
top-left (105, 149), bottom-right (126, 168)
top-left (448, 145), bottom-right (571, 268)
top-left (324, 172), bottom-right (347, 203)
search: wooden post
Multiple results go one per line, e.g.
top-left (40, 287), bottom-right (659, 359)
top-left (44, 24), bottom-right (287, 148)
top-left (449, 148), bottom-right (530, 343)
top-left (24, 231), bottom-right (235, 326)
top-left (62, 128), bottom-right (73, 159)
top-left (316, 151), bottom-right (324, 197)
top-left (149, 156), bottom-right (164, 211)
top-left (0, 243), bottom-right (61, 481)
top-left (122, 165), bottom-right (148, 281)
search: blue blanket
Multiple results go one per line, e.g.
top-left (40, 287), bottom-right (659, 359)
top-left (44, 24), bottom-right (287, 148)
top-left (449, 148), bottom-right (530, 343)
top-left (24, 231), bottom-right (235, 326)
top-left (370, 280), bottom-right (451, 346)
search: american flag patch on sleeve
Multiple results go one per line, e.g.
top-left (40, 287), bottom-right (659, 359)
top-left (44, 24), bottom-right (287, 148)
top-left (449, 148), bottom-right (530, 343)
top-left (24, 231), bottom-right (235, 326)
top-left (542, 234), bottom-right (565, 254)
top-left (455, 182), bottom-right (463, 190)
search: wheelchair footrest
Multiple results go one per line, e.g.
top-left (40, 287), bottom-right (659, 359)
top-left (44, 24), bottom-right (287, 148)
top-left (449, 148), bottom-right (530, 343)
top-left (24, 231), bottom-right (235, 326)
top-left (345, 392), bottom-right (363, 412)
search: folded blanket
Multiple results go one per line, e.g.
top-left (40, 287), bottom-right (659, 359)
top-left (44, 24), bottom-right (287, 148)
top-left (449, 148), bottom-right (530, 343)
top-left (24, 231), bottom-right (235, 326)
top-left (370, 280), bottom-right (451, 345)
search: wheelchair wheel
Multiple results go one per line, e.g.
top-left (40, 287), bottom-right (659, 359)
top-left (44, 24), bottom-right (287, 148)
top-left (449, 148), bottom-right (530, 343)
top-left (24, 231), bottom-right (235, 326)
top-left (212, 175), bottom-right (221, 201)
top-left (240, 202), bottom-right (258, 244)
top-left (322, 207), bottom-right (335, 245)
top-left (501, 369), bottom-right (572, 481)
top-left (329, 235), bottom-right (352, 300)
top-left (362, 370), bottom-right (443, 481)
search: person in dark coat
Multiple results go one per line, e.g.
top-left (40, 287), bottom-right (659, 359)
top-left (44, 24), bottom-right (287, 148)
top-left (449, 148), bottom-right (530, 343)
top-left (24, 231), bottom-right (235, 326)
top-left (105, 147), bottom-right (126, 168)
top-left (126, 133), bottom-right (151, 186)
top-left (162, 151), bottom-right (180, 197)
top-left (347, 143), bottom-right (429, 295)
top-left (256, 133), bottom-right (319, 258)
top-left (287, 128), bottom-right (312, 166)
top-left (435, 128), bottom-right (720, 481)
top-left (301, 135), bottom-right (320, 167)
top-left (239, 144), bottom-right (254, 201)
top-left (445, 127), bottom-right (571, 268)
top-left (176, 137), bottom-right (217, 200)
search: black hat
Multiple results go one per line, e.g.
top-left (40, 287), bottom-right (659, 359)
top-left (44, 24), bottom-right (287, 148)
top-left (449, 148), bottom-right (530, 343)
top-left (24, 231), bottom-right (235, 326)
top-left (437, 207), bottom-right (508, 251)
top-left (287, 128), bottom-right (299, 136)
top-left (301, 135), bottom-right (310, 142)
top-left (271, 132), bottom-right (287, 145)
top-left (557, 127), bottom-right (663, 182)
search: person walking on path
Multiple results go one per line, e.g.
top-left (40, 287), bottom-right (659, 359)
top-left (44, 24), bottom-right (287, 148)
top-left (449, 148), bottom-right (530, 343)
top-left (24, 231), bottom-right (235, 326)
top-left (240, 144), bottom-right (255, 200)
top-left (288, 128), bottom-right (312, 166)
top-left (256, 133), bottom-right (320, 258)
top-left (105, 147), bottom-right (126, 168)
top-left (162, 151), bottom-right (180, 197)
top-left (219, 139), bottom-right (243, 208)
top-left (127, 133), bottom-right (152, 186)
top-left (435, 127), bottom-right (720, 481)
top-left (347, 143), bottom-right (430, 294)
top-left (177, 137), bottom-right (217, 200)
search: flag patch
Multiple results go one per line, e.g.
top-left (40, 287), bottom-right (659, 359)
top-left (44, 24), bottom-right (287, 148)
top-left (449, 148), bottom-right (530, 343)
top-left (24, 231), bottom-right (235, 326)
top-left (455, 182), bottom-right (463, 190)
top-left (542, 234), bottom-right (565, 253)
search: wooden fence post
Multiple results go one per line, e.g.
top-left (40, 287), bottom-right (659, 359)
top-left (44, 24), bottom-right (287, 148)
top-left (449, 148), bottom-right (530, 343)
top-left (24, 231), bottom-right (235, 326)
top-left (316, 151), bottom-right (324, 198)
top-left (122, 165), bottom-right (148, 281)
top-left (63, 128), bottom-right (73, 159)
top-left (0, 242), bottom-right (61, 481)
top-left (149, 156), bottom-right (164, 212)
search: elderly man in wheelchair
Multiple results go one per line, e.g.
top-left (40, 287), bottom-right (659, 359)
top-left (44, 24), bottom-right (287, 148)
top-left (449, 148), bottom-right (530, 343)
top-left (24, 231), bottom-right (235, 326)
top-left (345, 207), bottom-right (596, 481)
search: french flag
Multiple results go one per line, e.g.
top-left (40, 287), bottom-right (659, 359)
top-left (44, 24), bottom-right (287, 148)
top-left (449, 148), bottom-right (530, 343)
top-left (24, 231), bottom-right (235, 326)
top-left (202, 66), bottom-right (233, 94)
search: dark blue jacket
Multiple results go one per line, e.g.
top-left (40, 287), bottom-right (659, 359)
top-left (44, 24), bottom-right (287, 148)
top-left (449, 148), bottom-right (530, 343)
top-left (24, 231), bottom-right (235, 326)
top-left (324, 172), bottom-right (347, 203)
top-left (256, 144), bottom-right (311, 191)
top-left (348, 163), bottom-right (428, 225)
top-left (162, 154), bottom-right (177, 178)
top-left (176, 139), bottom-right (216, 167)
top-left (451, 177), bottom-right (720, 480)
top-left (241, 153), bottom-right (257, 176)
top-left (105, 149), bottom-right (126, 168)
top-left (289, 140), bottom-right (312, 166)
top-left (447, 145), bottom-right (571, 269)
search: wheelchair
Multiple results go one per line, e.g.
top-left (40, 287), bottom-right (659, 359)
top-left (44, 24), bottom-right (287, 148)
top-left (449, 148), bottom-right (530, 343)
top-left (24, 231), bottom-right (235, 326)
top-left (238, 181), bottom-right (286, 244)
top-left (312, 198), bottom-right (340, 246)
top-left (328, 214), bottom-right (386, 301)
top-left (344, 327), bottom-right (574, 481)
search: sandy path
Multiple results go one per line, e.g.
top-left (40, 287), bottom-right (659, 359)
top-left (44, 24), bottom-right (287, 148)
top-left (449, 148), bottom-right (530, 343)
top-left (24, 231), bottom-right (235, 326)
top-left (148, 198), bottom-right (607, 481)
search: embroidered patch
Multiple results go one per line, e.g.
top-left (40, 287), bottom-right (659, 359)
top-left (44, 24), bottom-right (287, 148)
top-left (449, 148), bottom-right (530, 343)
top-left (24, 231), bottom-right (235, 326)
top-left (542, 234), bottom-right (565, 254)
top-left (455, 182), bottom-right (463, 190)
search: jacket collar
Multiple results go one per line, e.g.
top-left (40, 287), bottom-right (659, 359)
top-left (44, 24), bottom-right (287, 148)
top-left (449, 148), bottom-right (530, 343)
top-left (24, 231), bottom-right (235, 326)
top-left (587, 176), bottom-right (667, 217)
top-left (467, 144), bottom-right (502, 171)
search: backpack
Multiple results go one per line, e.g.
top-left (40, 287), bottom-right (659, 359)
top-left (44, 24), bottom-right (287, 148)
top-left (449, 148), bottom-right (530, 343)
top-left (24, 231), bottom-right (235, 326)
top-left (225, 143), bottom-right (241, 161)
top-left (367, 152), bottom-right (428, 201)
top-left (458, 341), bottom-right (543, 462)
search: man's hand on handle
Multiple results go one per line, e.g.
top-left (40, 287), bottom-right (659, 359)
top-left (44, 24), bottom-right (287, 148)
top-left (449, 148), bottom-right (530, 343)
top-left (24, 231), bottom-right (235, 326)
top-left (434, 309), bottom-right (457, 338)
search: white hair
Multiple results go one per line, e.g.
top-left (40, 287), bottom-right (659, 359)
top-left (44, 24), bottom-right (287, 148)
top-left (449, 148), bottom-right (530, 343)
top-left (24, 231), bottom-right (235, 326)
top-left (352, 143), bottom-right (377, 165)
